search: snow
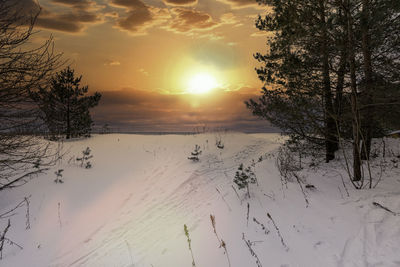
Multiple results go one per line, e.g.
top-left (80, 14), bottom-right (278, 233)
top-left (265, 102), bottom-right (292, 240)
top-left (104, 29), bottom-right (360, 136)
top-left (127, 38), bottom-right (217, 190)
top-left (1, 133), bottom-right (400, 267)
top-left (388, 130), bottom-right (400, 135)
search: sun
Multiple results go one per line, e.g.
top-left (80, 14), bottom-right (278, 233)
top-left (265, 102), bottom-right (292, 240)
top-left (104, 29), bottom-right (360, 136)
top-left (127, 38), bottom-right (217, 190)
top-left (187, 73), bottom-right (218, 94)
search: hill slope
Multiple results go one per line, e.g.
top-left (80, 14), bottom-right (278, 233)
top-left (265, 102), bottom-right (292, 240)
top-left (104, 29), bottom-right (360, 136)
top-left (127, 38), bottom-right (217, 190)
top-left (0, 133), bottom-right (399, 267)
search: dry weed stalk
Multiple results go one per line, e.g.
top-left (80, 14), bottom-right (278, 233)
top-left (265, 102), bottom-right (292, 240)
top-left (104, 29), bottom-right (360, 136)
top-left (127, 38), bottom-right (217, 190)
top-left (267, 213), bottom-right (288, 251)
top-left (373, 202), bottom-right (399, 216)
top-left (253, 217), bottom-right (269, 235)
top-left (210, 214), bottom-right (231, 267)
top-left (184, 224), bottom-right (196, 267)
top-left (242, 233), bottom-right (262, 267)
top-left (231, 185), bottom-right (242, 205)
top-left (246, 203), bottom-right (250, 227)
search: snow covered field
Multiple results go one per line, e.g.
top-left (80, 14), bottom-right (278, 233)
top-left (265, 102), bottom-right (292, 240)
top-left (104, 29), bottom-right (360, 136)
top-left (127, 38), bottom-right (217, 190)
top-left (1, 133), bottom-right (400, 267)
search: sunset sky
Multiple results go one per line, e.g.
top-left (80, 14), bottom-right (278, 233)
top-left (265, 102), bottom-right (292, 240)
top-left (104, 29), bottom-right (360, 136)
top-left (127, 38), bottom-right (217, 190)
top-left (26, 0), bottom-right (274, 132)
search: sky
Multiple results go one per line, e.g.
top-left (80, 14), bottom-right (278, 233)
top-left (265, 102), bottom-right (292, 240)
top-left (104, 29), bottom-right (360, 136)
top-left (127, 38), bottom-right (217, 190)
top-left (24, 0), bottom-right (274, 132)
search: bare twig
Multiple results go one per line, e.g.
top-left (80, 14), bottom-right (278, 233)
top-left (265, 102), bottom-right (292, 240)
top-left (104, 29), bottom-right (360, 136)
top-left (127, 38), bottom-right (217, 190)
top-left (246, 203), bottom-right (250, 227)
top-left (58, 202), bottom-right (62, 229)
top-left (0, 199), bottom-right (26, 219)
top-left (292, 173), bottom-right (309, 208)
top-left (372, 202), bottom-right (399, 216)
top-left (0, 219), bottom-right (23, 260)
top-left (231, 185), bottom-right (242, 205)
top-left (216, 188), bottom-right (232, 212)
top-left (0, 219), bottom-right (11, 260)
top-left (125, 240), bottom-right (134, 265)
top-left (24, 197), bottom-right (31, 230)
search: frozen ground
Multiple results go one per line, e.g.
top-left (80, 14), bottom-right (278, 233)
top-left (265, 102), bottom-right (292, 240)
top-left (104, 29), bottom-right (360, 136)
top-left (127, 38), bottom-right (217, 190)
top-left (0, 133), bottom-right (399, 267)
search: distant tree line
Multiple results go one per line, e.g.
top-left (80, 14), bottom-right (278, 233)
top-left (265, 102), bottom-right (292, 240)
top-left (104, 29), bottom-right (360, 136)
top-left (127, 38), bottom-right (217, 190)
top-left (248, 0), bottom-right (400, 182)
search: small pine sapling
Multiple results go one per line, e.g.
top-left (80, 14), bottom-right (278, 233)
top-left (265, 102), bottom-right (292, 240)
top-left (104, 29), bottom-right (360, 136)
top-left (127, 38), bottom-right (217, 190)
top-left (233, 164), bottom-right (257, 198)
top-left (216, 139), bottom-right (224, 149)
top-left (85, 161), bottom-right (92, 169)
top-left (76, 147), bottom-right (93, 168)
top-left (188, 144), bottom-right (202, 162)
top-left (54, 169), bottom-right (64, 183)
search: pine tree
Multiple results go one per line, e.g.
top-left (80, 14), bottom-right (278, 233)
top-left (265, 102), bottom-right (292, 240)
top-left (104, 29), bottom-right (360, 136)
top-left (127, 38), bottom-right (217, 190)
top-left (248, 0), bottom-right (400, 167)
top-left (32, 67), bottom-right (101, 139)
top-left (247, 0), bottom-right (344, 163)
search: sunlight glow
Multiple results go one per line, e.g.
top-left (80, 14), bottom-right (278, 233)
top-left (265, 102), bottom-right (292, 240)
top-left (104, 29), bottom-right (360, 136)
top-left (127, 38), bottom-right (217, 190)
top-left (187, 73), bottom-right (218, 94)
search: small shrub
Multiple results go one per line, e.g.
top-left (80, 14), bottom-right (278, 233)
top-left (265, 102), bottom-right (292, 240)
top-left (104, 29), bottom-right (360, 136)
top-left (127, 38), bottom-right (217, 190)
top-left (216, 139), bottom-right (224, 149)
top-left (188, 145), bottom-right (202, 162)
top-left (54, 169), bottom-right (64, 183)
top-left (233, 163), bottom-right (257, 198)
top-left (76, 147), bottom-right (93, 168)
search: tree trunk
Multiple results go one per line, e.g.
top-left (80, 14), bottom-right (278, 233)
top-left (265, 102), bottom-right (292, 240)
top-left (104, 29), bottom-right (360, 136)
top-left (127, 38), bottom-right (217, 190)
top-left (360, 0), bottom-right (374, 160)
top-left (319, 0), bottom-right (336, 163)
top-left (66, 97), bottom-right (71, 139)
top-left (345, 0), bottom-right (362, 182)
top-left (333, 9), bottom-right (347, 151)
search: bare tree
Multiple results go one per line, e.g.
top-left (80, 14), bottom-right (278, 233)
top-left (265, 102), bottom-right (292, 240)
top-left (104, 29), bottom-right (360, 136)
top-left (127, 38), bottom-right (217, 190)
top-left (0, 0), bottom-right (62, 191)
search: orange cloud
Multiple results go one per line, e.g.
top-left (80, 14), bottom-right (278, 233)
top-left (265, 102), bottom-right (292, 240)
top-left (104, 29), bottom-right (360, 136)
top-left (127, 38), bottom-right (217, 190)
top-left (217, 0), bottom-right (259, 9)
top-left (104, 60), bottom-right (121, 66)
top-left (162, 0), bottom-right (198, 6)
top-left (110, 0), bottom-right (170, 35)
top-left (165, 8), bottom-right (219, 34)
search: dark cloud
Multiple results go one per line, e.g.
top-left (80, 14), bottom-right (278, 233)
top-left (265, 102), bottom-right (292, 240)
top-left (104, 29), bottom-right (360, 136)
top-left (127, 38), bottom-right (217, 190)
top-left (110, 0), bottom-right (170, 35)
top-left (36, 10), bottom-right (101, 33)
top-left (12, 0), bottom-right (103, 33)
top-left (162, 0), bottom-right (197, 6)
top-left (51, 0), bottom-right (96, 10)
top-left (91, 87), bottom-right (274, 132)
top-left (166, 8), bottom-right (218, 33)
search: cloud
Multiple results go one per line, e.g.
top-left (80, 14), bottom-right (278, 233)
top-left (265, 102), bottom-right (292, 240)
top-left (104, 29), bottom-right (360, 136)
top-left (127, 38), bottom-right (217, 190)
top-left (138, 68), bottom-right (149, 76)
top-left (12, 0), bottom-right (104, 33)
top-left (216, 0), bottom-right (260, 9)
top-left (91, 87), bottom-right (275, 132)
top-left (110, 0), bottom-right (170, 35)
top-left (162, 0), bottom-right (198, 6)
top-left (104, 60), bottom-right (121, 66)
top-left (51, 0), bottom-right (98, 10)
top-left (165, 8), bottom-right (219, 34)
